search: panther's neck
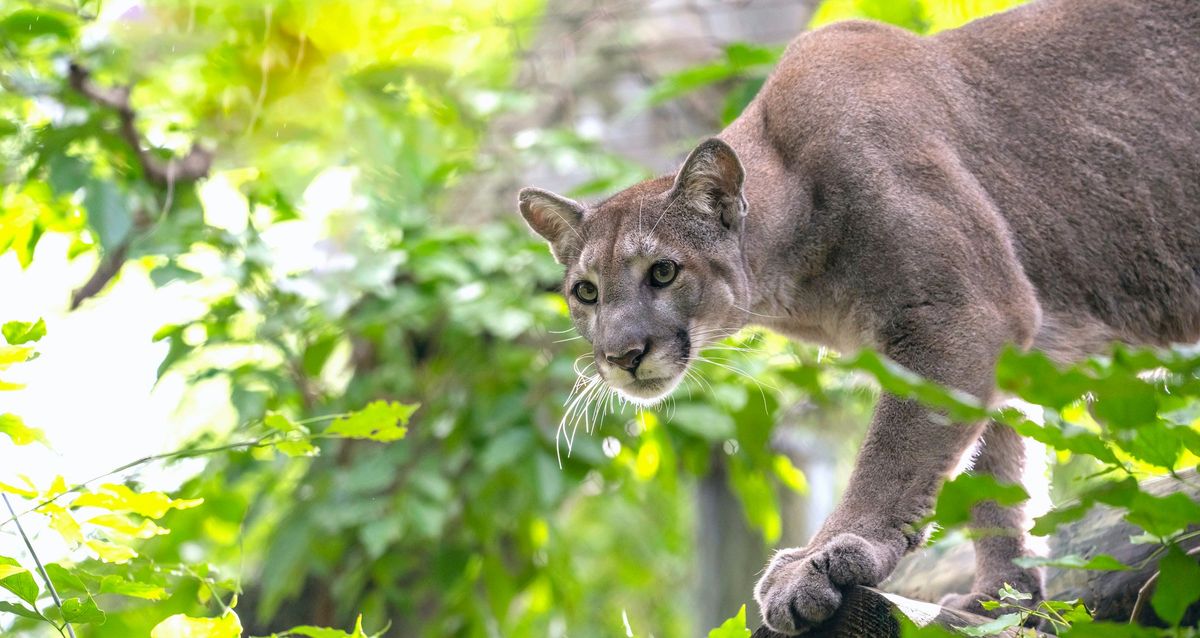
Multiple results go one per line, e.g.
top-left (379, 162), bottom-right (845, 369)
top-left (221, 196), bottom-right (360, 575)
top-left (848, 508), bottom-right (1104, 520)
top-left (717, 117), bottom-right (852, 347)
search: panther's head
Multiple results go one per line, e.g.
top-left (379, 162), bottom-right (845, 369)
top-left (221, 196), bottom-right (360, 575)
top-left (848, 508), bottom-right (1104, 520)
top-left (518, 138), bottom-right (752, 405)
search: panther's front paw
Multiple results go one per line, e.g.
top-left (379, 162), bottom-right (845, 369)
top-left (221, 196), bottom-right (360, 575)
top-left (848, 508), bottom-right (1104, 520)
top-left (753, 533), bottom-right (885, 635)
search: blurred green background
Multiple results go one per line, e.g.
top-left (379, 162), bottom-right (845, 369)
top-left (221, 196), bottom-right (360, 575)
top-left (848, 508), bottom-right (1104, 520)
top-left (5, 1), bottom-right (1198, 637)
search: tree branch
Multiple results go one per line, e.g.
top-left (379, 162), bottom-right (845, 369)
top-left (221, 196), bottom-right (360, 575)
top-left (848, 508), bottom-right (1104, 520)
top-left (65, 62), bottom-right (215, 308)
top-left (67, 62), bottom-right (213, 186)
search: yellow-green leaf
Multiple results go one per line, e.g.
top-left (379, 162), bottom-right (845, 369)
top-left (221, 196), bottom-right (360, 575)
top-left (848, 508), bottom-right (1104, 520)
top-left (73, 484), bottom-right (203, 519)
top-left (99, 575), bottom-right (168, 600)
top-left (0, 414), bottom-right (48, 446)
top-left (151, 610), bottom-right (243, 638)
top-left (60, 596), bottom-right (106, 624)
top-left (89, 514), bottom-right (170, 539)
top-left (264, 413), bottom-right (304, 434)
top-left (281, 614), bottom-right (374, 638)
top-left (0, 345), bottom-right (33, 370)
top-left (708, 604), bottom-right (750, 638)
top-left (2, 319), bottom-right (45, 345)
top-left (46, 503), bottom-right (83, 546)
top-left (326, 401), bottom-right (417, 442)
top-left (0, 476), bottom-right (38, 498)
top-left (276, 437), bottom-right (319, 457)
top-left (86, 539), bottom-right (138, 564)
top-left (773, 454), bottom-right (808, 493)
top-left (0, 556), bottom-right (38, 604)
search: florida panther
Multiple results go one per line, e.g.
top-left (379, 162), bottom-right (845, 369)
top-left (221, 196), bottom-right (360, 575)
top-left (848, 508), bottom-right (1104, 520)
top-left (517, 0), bottom-right (1200, 633)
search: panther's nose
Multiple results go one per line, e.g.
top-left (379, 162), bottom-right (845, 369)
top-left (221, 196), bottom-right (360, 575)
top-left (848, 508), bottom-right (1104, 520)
top-left (605, 343), bottom-right (648, 372)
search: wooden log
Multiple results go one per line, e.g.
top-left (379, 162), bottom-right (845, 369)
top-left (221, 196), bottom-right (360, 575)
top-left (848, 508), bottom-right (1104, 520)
top-left (751, 471), bottom-right (1200, 636)
top-left (750, 586), bottom-right (1035, 638)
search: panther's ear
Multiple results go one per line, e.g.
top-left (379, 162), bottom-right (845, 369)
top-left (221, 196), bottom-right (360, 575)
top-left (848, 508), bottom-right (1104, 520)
top-left (671, 138), bottom-right (747, 231)
top-left (518, 187), bottom-right (585, 265)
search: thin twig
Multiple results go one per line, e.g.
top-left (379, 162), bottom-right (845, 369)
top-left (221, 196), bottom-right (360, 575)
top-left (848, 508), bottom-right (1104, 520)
top-left (2, 494), bottom-right (76, 638)
top-left (0, 412), bottom-right (351, 530)
top-left (1129, 544), bottom-right (1200, 623)
top-left (0, 436), bottom-right (272, 529)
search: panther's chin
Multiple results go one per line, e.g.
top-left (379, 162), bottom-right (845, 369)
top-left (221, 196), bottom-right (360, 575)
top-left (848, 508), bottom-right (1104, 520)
top-left (610, 373), bottom-right (685, 407)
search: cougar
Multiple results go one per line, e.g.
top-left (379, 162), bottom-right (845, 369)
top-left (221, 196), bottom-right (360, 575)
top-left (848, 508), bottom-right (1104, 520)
top-left (517, 0), bottom-right (1200, 633)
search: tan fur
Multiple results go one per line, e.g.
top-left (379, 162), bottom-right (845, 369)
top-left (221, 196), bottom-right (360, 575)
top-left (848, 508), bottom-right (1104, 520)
top-left (520, 0), bottom-right (1199, 633)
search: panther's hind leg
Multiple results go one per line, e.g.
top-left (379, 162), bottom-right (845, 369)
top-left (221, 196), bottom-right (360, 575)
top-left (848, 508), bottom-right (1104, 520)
top-left (939, 420), bottom-right (1046, 616)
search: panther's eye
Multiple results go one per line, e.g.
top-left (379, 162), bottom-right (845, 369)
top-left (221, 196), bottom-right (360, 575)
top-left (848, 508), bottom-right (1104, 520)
top-left (573, 281), bottom-right (598, 304)
top-left (649, 260), bottom-right (678, 287)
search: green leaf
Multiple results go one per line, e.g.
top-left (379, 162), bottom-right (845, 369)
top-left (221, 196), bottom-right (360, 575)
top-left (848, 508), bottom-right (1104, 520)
top-left (0, 600), bottom-right (44, 621)
top-left (151, 610), bottom-right (243, 638)
top-left (723, 42), bottom-right (782, 69)
top-left (60, 596), bottom-right (106, 624)
top-left (645, 62), bottom-right (739, 105)
top-left (670, 403), bottom-right (736, 441)
top-left (326, 401), bottom-right (417, 442)
top-left (98, 575), bottom-right (169, 600)
top-left (44, 564), bottom-right (88, 595)
top-left (1002, 414), bottom-right (1118, 465)
top-left (1031, 478), bottom-right (1139, 537)
top-left (841, 350), bottom-right (987, 422)
top-left (0, 10), bottom-right (76, 43)
top-left (0, 413), bottom-right (48, 446)
top-left (1060, 621), bottom-right (1160, 637)
top-left (1118, 426), bottom-right (1182, 470)
top-left (265, 413), bottom-right (303, 434)
top-left (707, 604), bottom-right (750, 638)
top-left (72, 483), bottom-right (203, 519)
top-left (283, 614), bottom-right (375, 637)
top-left (284, 627), bottom-right (355, 638)
top-left (479, 428), bottom-right (534, 473)
top-left (996, 583), bottom-right (1032, 602)
top-left (1091, 375), bottom-right (1158, 429)
top-left (928, 473), bottom-right (1028, 529)
top-left (265, 413), bottom-right (319, 457)
top-left (0, 555), bottom-right (39, 604)
top-left (82, 181), bottom-right (133, 251)
top-left (1012, 553), bottom-right (1129, 571)
top-left (1150, 544), bottom-right (1200, 626)
top-left (995, 348), bottom-right (1094, 409)
top-left (728, 460), bottom-right (781, 544)
top-left (2, 318), bottom-right (46, 345)
top-left (276, 438), bottom-right (319, 457)
top-left (1121, 490), bottom-right (1200, 537)
top-left (956, 612), bottom-right (1022, 637)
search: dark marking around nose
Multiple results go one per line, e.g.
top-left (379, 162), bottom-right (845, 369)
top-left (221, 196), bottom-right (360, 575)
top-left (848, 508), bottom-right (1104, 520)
top-left (606, 343), bottom-right (648, 372)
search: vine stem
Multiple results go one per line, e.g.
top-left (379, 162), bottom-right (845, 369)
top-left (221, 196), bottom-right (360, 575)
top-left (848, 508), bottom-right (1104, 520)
top-left (2, 493), bottom-right (76, 638)
top-left (0, 435), bottom-right (274, 529)
top-left (0, 412), bottom-right (350, 530)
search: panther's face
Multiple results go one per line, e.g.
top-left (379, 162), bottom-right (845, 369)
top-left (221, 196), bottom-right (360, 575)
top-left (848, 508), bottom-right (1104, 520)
top-left (519, 139), bottom-right (751, 405)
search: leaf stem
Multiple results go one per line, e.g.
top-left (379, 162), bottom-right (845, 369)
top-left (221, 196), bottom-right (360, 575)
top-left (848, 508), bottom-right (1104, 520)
top-left (1, 435), bottom-right (274, 529)
top-left (1, 494), bottom-right (76, 638)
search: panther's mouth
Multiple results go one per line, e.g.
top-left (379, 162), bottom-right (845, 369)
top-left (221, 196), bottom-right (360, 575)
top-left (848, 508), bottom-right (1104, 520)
top-left (600, 329), bottom-right (692, 406)
top-left (611, 375), bottom-right (683, 405)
